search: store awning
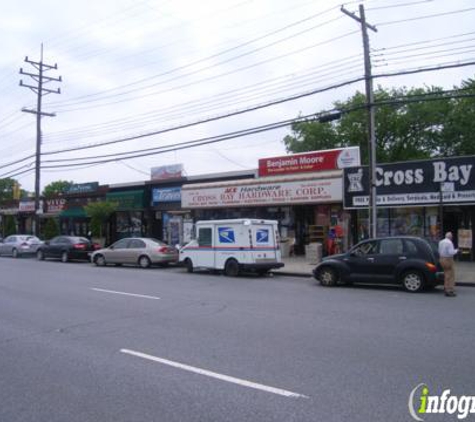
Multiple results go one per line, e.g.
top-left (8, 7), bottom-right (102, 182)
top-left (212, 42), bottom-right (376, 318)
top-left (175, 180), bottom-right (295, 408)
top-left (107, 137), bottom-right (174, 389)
top-left (60, 207), bottom-right (87, 218)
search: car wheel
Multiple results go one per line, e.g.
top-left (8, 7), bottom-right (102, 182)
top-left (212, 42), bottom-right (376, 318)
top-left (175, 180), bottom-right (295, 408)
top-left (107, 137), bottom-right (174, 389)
top-left (61, 251), bottom-right (69, 263)
top-left (318, 267), bottom-right (338, 286)
top-left (37, 250), bottom-right (45, 261)
top-left (184, 258), bottom-right (193, 273)
top-left (402, 270), bottom-right (425, 293)
top-left (138, 255), bottom-right (151, 268)
top-left (94, 254), bottom-right (106, 267)
top-left (12, 248), bottom-right (18, 258)
top-left (224, 259), bottom-right (240, 277)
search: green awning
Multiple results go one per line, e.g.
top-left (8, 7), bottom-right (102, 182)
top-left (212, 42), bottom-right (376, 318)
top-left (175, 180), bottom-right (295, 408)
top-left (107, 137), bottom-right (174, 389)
top-left (60, 207), bottom-right (87, 218)
top-left (106, 190), bottom-right (144, 211)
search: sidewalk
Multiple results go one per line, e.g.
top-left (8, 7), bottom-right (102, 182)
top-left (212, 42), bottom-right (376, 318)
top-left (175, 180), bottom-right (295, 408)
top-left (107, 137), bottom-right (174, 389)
top-left (273, 256), bottom-right (475, 286)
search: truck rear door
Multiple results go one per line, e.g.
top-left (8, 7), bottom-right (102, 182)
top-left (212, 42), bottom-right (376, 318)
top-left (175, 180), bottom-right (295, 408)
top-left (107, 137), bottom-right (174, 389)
top-left (251, 224), bottom-right (278, 263)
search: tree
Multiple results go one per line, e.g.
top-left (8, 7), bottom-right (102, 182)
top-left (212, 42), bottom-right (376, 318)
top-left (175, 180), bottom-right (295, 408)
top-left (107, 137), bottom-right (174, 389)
top-left (42, 180), bottom-right (73, 198)
top-left (4, 215), bottom-right (16, 236)
top-left (0, 178), bottom-right (17, 202)
top-left (84, 201), bottom-right (117, 241)
top-left (43, 218), bottom-right (60, 240)
top-left (283, 78), bottom-right (475, 163)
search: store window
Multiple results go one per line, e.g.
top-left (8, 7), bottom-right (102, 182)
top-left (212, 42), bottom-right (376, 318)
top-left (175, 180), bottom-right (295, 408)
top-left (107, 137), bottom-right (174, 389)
top-left (390, 208), bottom-right (423, 236)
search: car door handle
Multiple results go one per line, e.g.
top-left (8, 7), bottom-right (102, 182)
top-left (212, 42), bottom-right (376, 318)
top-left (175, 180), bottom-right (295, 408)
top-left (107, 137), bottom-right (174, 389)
top-left (367, 257), bottom-right (375, 262)
top-left (399, 256), bottom-right (407, 260)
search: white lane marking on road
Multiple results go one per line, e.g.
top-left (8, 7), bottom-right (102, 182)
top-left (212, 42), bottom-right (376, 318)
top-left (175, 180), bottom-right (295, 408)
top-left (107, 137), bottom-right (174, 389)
top-left (120, 348), bottom-right (308, 399)
top-left (91, 288), bottom-right (160, 300)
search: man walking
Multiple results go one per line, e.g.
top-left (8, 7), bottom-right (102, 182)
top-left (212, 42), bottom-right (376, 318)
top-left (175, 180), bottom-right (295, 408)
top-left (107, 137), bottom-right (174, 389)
top-left (438, 232), bottom-right (458, 297)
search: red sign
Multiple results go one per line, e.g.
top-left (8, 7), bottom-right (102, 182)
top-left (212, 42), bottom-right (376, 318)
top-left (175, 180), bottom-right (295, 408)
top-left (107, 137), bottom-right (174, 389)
top-left (258, 147), bottom-right (360, 177)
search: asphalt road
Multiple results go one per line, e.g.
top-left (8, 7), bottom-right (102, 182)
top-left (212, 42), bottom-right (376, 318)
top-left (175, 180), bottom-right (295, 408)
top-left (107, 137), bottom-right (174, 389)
top-left (1, 257), bottom-right (474, 422)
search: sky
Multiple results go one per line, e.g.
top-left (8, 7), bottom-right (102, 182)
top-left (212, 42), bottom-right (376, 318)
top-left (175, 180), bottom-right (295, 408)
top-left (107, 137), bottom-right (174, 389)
top-left (0, 0), bottom-right (474, 193)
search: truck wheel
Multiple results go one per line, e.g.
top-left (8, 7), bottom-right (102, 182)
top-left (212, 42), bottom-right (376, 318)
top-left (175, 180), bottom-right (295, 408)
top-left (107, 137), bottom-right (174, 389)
top-left (224, 259), bottom-right (240, 277)
top-left (184, 258), bottom-right (193, 273)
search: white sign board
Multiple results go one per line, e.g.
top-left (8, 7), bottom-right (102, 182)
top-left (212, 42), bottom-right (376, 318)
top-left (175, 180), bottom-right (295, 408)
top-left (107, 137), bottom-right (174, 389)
top-left (182, 178), bottom-right (342, 208)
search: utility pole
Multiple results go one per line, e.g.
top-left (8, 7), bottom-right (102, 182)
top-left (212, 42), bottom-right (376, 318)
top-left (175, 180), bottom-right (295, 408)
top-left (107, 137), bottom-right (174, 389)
top-left (341, 4), bottom-right (378, 238)
top-left (19, 44), bottom-right (61, 236)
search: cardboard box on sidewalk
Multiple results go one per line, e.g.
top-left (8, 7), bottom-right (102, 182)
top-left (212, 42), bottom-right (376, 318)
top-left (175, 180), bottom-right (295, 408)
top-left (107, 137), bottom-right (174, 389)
top-left (305, 243), bottom-right (322, 264)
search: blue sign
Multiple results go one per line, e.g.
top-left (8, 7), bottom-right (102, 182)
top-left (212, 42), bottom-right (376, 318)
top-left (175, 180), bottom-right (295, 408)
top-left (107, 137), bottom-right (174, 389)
top-left (218, 227), bottom-right (235, 244)
top-left (152, 187), bottom-right (181, 204)
top-left (256, 229), bottom-right (269, 244)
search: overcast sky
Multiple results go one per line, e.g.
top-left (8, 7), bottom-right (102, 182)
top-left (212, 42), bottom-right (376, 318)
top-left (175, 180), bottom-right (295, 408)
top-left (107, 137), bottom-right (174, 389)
top-left (1, 0), bottom-right (474, 192)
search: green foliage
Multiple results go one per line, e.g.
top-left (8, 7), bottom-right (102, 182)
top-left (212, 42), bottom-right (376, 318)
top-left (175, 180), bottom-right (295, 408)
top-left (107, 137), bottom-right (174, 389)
top-left (84, 201), bottom-right (117, 238)
top-left (4, 215), bottom-right (16, 236)
top-left (284, 77), bottom-right (475, 163)
top-left (43, 218), bottom-right (59, 240)
top-left (0, 178), bottom-right (17, 202)
top-left (42, 180), bottom-right (73, 198)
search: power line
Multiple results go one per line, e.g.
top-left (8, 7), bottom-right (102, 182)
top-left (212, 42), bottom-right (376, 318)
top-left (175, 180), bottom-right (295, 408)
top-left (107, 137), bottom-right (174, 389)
top-left (377, 6), bottom-right (475, 27)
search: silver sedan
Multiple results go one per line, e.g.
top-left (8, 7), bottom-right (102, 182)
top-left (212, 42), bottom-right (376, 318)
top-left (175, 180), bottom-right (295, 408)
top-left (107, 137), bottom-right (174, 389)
top-left (90, 237), bottom-right (179, 268)
top-left (0, 235), bottom-right (43, 258)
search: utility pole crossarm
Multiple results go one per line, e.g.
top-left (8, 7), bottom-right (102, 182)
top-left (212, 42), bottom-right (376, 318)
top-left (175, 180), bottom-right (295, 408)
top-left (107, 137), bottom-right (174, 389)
top-left (340, 6), bottom-right (378, 32)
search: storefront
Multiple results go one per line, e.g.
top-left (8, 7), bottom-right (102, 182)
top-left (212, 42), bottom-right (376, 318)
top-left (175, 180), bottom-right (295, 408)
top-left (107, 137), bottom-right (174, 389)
top-left (344, 156), bottom-right (475, 259)
top-left (149, 186), bottom-right (194, 247)
top-left (59, 182), bottom-right (107, 237)
top-left (181, 171), bottom-right (347, 256)
top-left (106, 188), bottom-right (146, 241)
top-left (181, 148), bottom-right (361, 257)
top-left (18, 200), bottom-right (42, 234)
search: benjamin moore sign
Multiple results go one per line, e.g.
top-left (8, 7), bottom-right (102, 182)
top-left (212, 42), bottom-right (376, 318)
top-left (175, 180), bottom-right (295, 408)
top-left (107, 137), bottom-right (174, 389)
top-left (182, 177), bottom-right (342, 208)
top-left (344, 156), bottom-right (475, 208)
top-left (259, 147), bottom-right (360, 177)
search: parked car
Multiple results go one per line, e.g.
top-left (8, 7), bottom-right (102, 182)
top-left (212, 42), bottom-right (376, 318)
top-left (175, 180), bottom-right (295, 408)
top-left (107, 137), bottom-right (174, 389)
top-left (312, 236), bottom-right (444, 292)
top-left (90, 237), bottom-right (179, 268)
top-left (0, 235), bottom-right (43, 258)
top-left (36, 236), bottom-right (100, 262)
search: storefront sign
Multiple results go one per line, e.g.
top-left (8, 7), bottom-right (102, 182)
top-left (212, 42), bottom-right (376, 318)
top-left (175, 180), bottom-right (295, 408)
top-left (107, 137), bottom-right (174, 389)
top-left (65, 182), bottom-right (99, 194)
top-left (182, 178), bottom-right (342, 208)
top-left (344, 156), bottom-right (475, 208)
top-left (151, 164), bottom-right (184, 181)
top-left (259, 147), bottom-right (360, 177)
top-left (152, 187), bottom-right (181, 204)
top-left (106, 190), bottom-right (144, 210)
top-left (45, 198), bottom-right (66, 214)
top-left (0, 207), bottom-right (19, 215)
top-left (19, 200), bottom-right (44, 213)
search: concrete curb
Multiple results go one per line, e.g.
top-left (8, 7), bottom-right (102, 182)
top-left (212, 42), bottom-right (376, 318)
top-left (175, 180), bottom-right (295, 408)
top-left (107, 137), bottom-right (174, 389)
top-left (272, 271), bottom-right (475, 287)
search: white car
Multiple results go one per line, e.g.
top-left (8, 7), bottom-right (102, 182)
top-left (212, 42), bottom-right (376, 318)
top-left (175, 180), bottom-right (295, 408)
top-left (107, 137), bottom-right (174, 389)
top-left (0, 235), bottom-right (44, 258)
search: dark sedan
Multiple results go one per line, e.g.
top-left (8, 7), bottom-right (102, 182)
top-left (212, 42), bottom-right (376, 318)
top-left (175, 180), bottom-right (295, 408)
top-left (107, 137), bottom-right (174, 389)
top-left (36, 236), bottom-right (100, 262)
top-left (313, 236), bottom-right (444, 292)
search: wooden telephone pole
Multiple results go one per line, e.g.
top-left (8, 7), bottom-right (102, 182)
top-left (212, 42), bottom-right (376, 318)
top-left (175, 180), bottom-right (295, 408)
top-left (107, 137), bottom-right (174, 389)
top-left (341, 4), bottom-right (378, 238)
top-left (19, 44), bottom-right (61, 235)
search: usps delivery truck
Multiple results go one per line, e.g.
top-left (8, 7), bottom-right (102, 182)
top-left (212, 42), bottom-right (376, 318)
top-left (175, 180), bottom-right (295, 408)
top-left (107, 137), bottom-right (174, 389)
top-left (179, 219), bottom-right (284, 276)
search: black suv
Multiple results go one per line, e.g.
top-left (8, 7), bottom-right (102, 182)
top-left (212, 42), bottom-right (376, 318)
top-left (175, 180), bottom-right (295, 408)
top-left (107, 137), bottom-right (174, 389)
top-left (313, 236), bottom-right (444, 292)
